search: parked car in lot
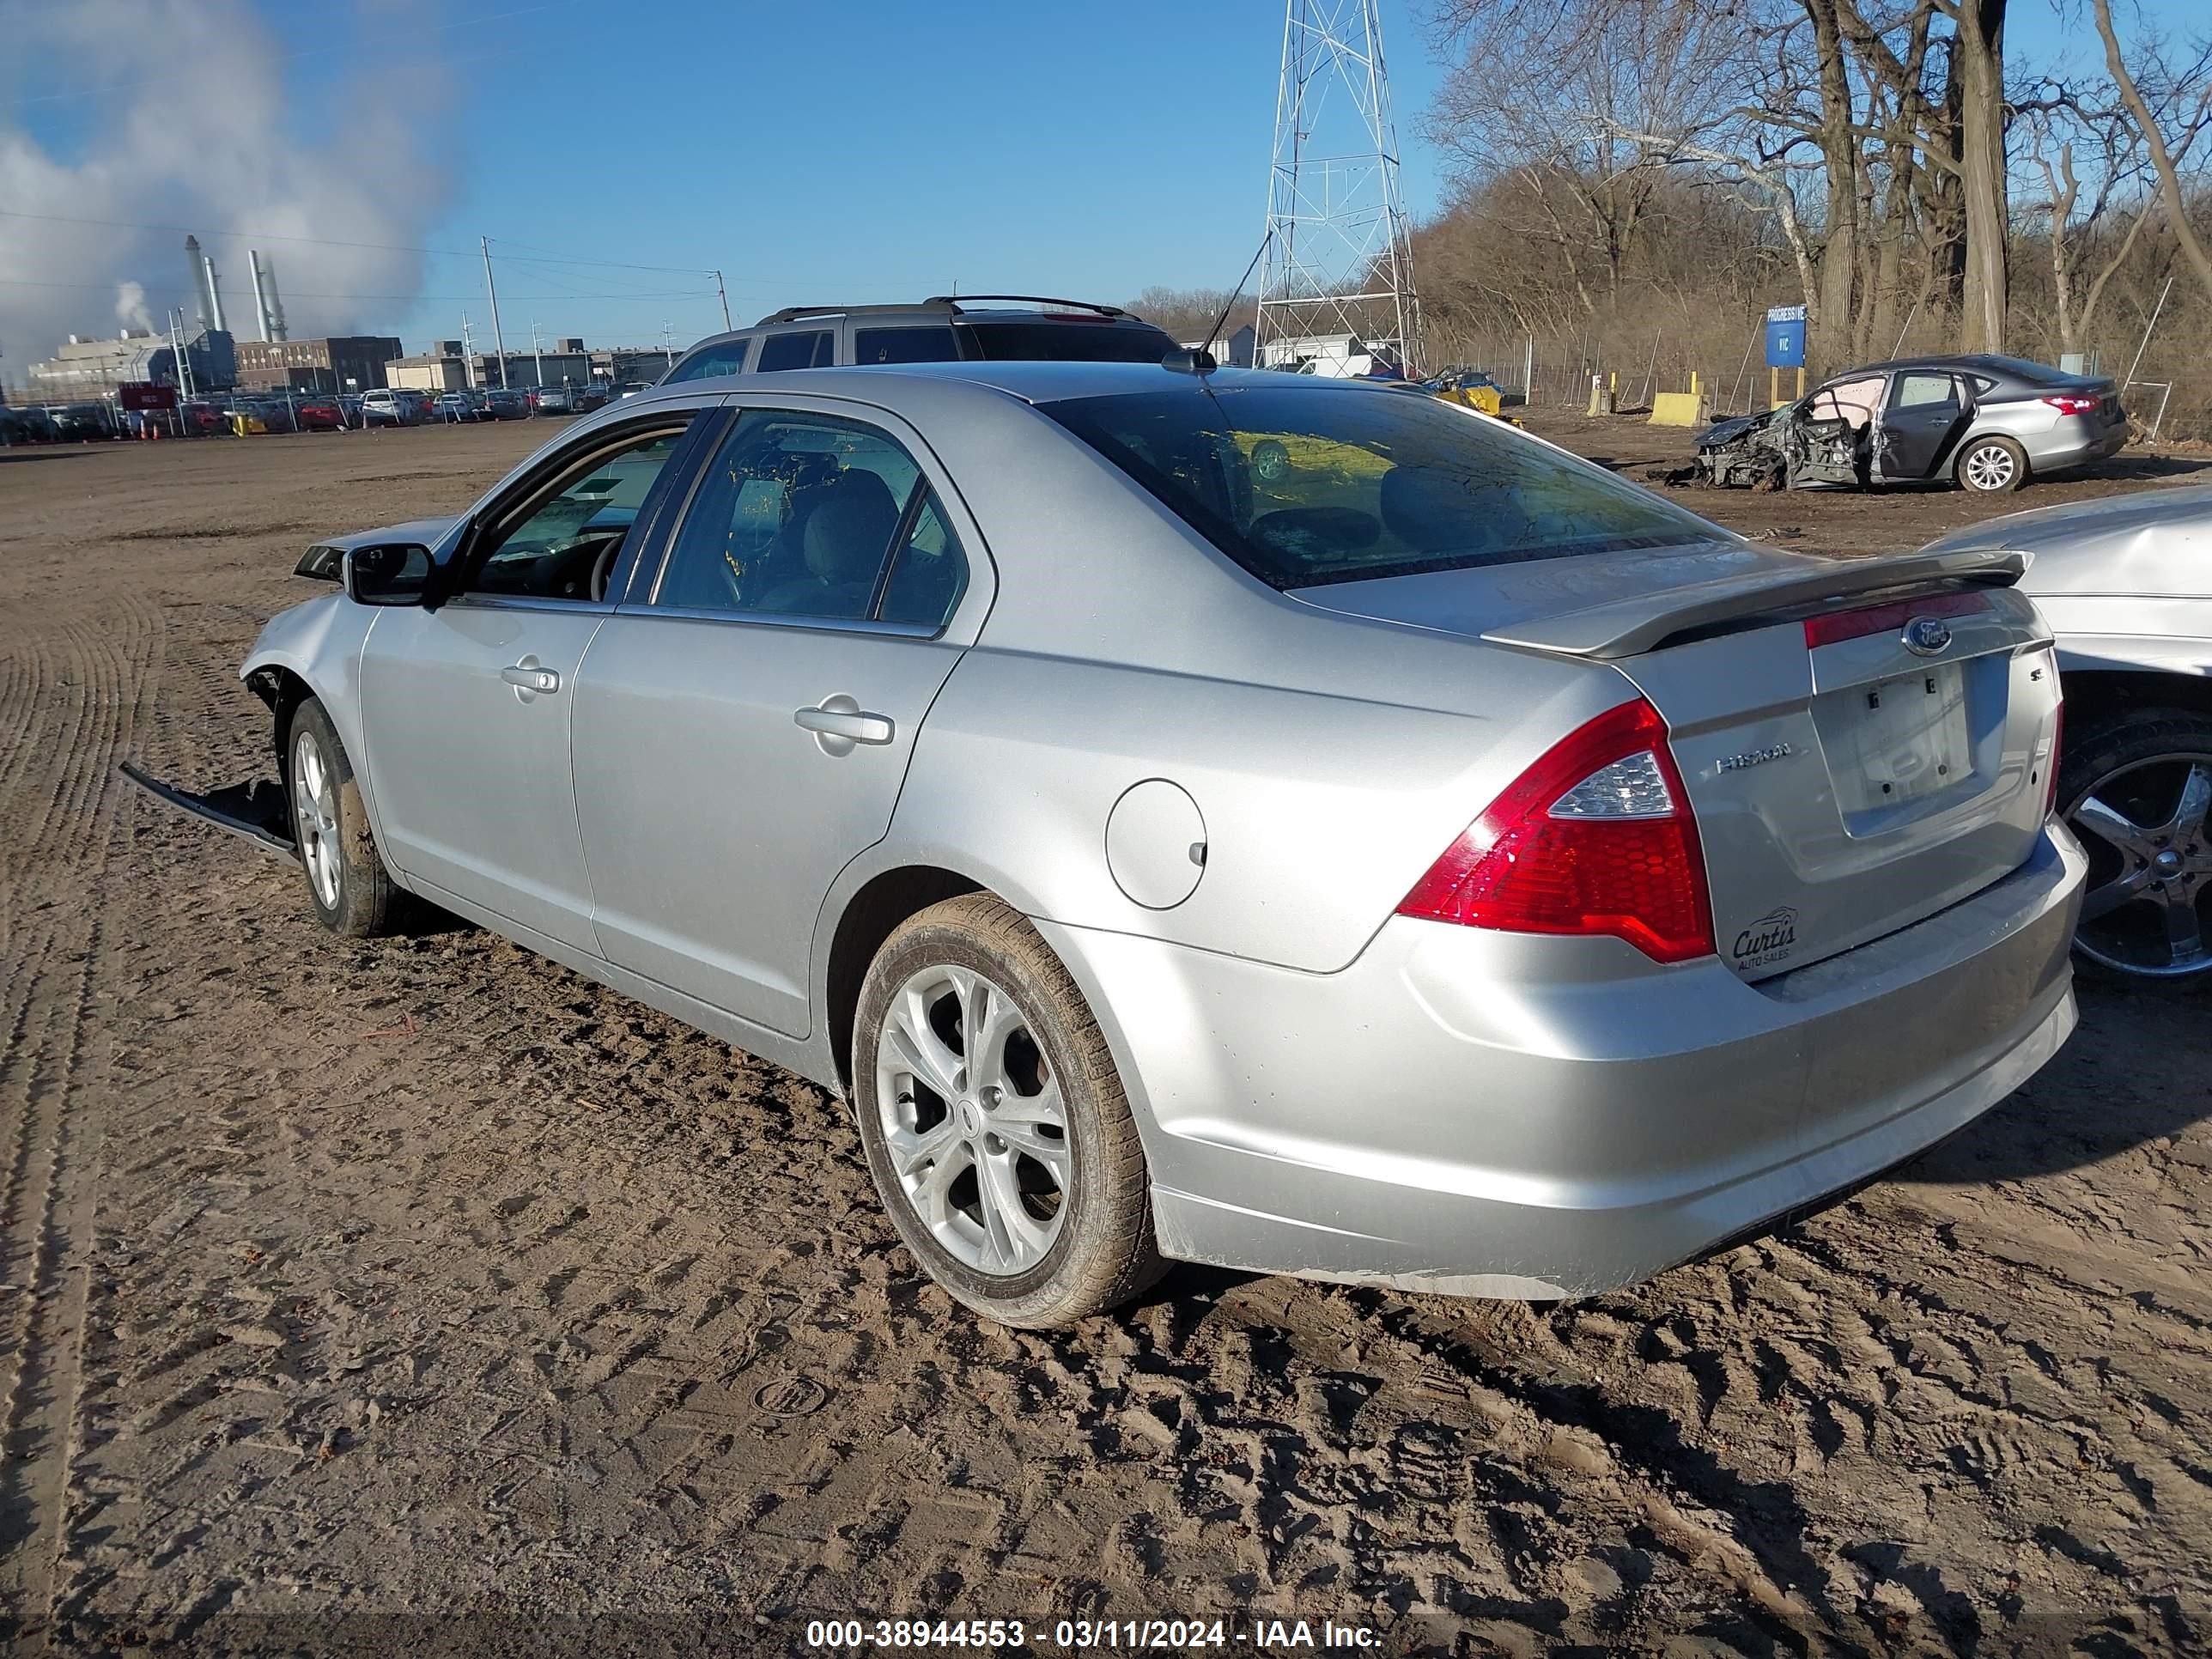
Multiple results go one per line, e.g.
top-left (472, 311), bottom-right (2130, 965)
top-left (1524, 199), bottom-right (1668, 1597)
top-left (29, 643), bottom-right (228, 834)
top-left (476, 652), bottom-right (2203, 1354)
top-left (480, 388), bottom-right (530, 420)
top-left (178, 400), bottom-right (228, 437)
top-left (1, 404), bottom-right (62, 443)
top-left (659, 295), bottom-right (1180, 385)
top-left (227, 398), bottom-right (295, 436)
top-left (431, 391), bottom-right (484, 423)
top-left (182, 363), bottom-right (2078, 1327)
top-left (360, 389), bottom-right (423, 428)
top-left (573, 385), bottom-right (613, 413)
top-left (294, 396), bottom-right (346, 432)
top-left (1691, 355), bottom-right (2129, 495)
top-left (1922, 484), bottom-right (2212, 982)
top-left (530, 385), bottom-right (579, 415)
top-left (46, 403), bottom-right (119, 441)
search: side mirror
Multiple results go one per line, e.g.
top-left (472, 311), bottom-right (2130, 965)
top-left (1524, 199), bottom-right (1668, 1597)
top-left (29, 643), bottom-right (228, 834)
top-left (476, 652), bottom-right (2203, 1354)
top-left (343, 543), bottom-right (434, 606)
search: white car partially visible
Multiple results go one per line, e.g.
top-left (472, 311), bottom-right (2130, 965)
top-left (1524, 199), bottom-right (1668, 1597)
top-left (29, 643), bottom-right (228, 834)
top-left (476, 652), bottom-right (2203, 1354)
top-left (1924, 484), bottom-right (2212, 981)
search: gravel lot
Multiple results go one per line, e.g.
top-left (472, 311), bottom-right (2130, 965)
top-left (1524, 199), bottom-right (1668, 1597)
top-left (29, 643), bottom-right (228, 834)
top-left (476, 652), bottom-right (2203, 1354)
top-left (3, 416), bottom-right (2210, 1656)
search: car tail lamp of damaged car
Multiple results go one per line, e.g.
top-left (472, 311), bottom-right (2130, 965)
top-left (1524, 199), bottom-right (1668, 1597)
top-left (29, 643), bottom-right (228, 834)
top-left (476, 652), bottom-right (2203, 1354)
top-left (2041, 394), bottom-right (2101, 416)
top-left (1397, 697), bottom-right (1717, 963)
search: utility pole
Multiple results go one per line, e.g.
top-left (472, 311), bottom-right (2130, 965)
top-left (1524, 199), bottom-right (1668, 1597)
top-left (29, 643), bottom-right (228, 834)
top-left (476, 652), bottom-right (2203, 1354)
top-left (460, 313), bottom-right (477, 388)
top-left (714, 271), bottom-right (732, 331)
top-left (660, 321), bottom-right (674, 368)
top-left (530, 318), bottom-right (544, 391)
top-left (480, 236), bottom-right (509, 388)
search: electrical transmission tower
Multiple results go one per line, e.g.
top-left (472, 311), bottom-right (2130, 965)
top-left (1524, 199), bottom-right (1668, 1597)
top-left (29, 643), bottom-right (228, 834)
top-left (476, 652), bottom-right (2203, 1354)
top-left (1255, 0), bottom-right (1422, 374)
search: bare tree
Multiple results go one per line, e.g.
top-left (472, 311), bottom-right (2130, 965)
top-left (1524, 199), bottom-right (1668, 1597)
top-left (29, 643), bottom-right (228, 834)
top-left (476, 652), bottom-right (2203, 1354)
top-left (2094, 0), bottom-right (2212, 307)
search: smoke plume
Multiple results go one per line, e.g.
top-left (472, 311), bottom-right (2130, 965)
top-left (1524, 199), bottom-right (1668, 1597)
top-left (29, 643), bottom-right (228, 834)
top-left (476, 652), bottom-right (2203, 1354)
top-left (113, 281), bottom-right (153, 334)
top-left (0, 0), bottom-right (454, 377)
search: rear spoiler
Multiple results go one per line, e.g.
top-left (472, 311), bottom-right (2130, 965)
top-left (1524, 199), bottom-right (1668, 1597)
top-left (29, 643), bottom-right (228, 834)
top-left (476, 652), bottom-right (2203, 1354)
top-left (1480, 547), bottom-right (2028, 661)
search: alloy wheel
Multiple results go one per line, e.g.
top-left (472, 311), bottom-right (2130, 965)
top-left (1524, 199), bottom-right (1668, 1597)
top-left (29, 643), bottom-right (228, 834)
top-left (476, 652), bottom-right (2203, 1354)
top-left (873, 963), bottom-right (1070, 1275)
top-left (2067, 752), bottom-right (2212, 978)
top-left (1962, 442), bottom-right (2017, 491)
top-left (291, 729), bottom-right (343, 911)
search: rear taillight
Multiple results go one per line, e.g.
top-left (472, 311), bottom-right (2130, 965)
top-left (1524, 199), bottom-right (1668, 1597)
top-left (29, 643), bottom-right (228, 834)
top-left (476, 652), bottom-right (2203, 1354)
top-left (1802, 589), bottom-right (1990, 650)
top-left (1397, 698), bottom-right (1715, 963)
top-left (2041, 394), bottom-right (2100, 416)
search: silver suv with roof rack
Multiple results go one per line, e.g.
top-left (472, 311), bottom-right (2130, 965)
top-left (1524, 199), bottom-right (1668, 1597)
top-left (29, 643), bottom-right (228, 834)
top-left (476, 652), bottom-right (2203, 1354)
top-left (658, 295), bottom-right (1179, 384)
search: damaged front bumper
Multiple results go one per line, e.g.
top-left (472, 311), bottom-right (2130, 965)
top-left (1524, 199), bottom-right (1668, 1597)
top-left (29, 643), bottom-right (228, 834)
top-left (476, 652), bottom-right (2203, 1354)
top-left (118, 763), bottom-right (294, 859)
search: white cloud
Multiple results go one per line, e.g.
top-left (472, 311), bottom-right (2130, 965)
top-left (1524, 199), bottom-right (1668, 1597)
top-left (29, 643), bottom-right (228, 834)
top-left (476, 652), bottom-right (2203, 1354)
top-left (0, 0), bottom-right (454, 377)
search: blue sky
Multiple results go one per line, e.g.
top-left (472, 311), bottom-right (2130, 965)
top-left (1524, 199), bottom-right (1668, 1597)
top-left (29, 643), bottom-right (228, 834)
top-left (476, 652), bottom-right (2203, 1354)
top-left (2, 0), bottom-right (2198, 366)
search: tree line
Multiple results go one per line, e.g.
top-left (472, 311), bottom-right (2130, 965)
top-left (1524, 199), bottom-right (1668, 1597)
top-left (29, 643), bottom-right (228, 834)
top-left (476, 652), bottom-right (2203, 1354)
top-left (1403, 0), bottom-right (2212, 424)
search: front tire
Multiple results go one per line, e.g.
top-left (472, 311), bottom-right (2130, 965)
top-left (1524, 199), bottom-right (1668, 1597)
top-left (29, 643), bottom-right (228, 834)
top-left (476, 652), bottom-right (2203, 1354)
top-left (2058, 708), bottom-right (2212, 984)
top-left (1955, 434), bottom-right (2027, 494)
top-left (289, 697), bottom-right (401, 937)
top-left (852, 894), bottom-right (1164, 1327)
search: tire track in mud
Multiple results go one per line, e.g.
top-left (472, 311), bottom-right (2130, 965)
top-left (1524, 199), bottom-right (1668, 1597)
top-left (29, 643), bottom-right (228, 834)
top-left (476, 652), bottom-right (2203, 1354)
top-left (0, 588), bottom-right (159, 1647)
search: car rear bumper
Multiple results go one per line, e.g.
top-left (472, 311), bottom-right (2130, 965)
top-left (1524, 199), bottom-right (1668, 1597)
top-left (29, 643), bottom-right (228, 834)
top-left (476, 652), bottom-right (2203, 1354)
top-left (1042, 823), bottom-right (2085, 1298)
top-left (2026, 423), bottom-right (2128, 472)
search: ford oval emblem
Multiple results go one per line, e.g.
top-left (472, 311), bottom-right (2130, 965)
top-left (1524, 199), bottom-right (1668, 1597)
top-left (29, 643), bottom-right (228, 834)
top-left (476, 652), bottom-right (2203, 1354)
top-left (1903, 616), bottom-right (1953, 655)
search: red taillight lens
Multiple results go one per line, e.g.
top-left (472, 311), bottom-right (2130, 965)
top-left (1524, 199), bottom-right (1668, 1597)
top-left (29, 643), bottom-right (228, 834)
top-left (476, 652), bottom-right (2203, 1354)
top-left (1397, 698), bottom-right (1716, 963)
top-left (2042, 394), bottom-right (2100, 416)
top-left (1802, 589), bottom-right (1990, 650)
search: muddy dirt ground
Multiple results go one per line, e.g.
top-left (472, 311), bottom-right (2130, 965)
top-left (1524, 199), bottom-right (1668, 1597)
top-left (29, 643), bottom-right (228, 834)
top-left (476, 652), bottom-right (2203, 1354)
top-left (2, 417), bottom-right (2209, 1657)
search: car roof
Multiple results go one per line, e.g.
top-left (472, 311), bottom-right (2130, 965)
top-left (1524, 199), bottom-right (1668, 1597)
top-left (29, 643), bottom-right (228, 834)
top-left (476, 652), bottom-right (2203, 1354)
top-left (603, 359), bottom-right (1399, 420)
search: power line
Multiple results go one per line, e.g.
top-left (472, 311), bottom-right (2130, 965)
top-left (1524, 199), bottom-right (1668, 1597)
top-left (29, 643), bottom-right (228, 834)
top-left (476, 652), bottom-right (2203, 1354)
top-left (0, 276), bottom-right (716, 303)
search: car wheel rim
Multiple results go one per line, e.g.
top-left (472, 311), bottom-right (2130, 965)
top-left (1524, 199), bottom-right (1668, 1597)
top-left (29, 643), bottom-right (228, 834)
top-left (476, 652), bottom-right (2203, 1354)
top-left (291, 730), bottom-right (343, 911)
top-left (2067, 752), bottom-right (2212, 977)
top-left (875, 963), bottom-right (1069, 1277)
top-left (1965, 444), bottom-right (2014, 490)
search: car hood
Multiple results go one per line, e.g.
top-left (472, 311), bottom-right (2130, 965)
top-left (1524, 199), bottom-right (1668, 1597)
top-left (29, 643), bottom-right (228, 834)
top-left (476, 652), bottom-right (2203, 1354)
top-left (1919, 483), bottom-right (2212, 599)
top-left (1695, 407), bottom-right (1784, 448)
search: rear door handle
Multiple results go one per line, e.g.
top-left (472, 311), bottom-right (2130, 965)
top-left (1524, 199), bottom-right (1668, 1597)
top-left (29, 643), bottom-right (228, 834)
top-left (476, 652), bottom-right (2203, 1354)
top-left (794, 702), bottom-right (894, 746)
top-left (501, 664), bottom-right (561, 694)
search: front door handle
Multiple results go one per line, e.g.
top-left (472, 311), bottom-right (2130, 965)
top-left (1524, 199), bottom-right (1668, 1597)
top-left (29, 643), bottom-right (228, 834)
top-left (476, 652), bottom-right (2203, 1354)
top-left (795, 698), bottom-right (894, 750)
top-left (501, 663), bottom-right (561, 694)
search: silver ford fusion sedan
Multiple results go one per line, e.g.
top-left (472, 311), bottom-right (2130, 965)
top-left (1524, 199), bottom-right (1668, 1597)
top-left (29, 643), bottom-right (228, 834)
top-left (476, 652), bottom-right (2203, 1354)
top-left (227, 362), bottom-right (2082, 1326)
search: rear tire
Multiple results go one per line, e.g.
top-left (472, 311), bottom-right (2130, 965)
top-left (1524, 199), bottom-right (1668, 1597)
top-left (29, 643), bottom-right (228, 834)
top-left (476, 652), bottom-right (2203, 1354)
top-left (1954, 434), bottom-right (2027, 494)
top-left (288, 697), bottom-right (401, 937)
top-left (2057, 708), bottom-right (2212, 985)
top-left (852, 893), bottom-right (1164, 1328)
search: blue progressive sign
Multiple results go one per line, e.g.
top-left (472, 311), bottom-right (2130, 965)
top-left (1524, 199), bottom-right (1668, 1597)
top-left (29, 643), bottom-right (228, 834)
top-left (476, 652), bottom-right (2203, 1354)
top-left (1765, 304), bottom-right (1807, 368)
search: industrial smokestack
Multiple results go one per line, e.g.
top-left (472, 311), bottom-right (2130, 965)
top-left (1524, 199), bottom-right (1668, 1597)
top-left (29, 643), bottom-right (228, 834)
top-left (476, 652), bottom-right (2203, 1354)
top-left (259, 252), bottom-right (287, 340)
top-left (185, 234), bottom-right (220, 332)
top-left (204, 256), bottom-right (228, 334)
top-left (250, 250), bottom-right (289, 342)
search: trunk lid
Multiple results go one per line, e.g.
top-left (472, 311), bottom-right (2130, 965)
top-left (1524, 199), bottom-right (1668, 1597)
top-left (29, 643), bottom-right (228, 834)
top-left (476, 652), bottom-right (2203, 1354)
top-left (1293, 542), bottom-right (2059, 978)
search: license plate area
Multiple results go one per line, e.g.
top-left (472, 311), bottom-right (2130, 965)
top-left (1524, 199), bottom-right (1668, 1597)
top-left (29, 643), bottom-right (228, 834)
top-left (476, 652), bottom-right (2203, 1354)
top-left (1818, 662), bottom-right (1975, 826)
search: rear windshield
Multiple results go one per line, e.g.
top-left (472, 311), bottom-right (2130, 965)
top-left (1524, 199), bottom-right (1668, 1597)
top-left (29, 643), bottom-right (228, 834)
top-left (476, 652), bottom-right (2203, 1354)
top-left (957, 319), bottom-right (1175, 364)
top-left (1044, 382), bottom-right (1724, 589)
top-left (1971, 356), bottom-right (2077, 386)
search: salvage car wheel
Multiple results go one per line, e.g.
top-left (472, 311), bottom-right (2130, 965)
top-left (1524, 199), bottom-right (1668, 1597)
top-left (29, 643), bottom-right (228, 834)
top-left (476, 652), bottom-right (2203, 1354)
top-left (289, 698), bottom-right (401, 937)
top-left (2059, 710), bottom-right (2212, 982)
top-left (853, 893), bottom-right (1163, 1327)
top-left (1251, 438), bottom-right (1291, 483)
top-left (1955, 434), bottom-right (2027, 494)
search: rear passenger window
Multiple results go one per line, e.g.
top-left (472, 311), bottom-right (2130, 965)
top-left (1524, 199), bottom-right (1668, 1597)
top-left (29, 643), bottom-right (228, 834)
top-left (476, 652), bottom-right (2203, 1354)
top-left (653, 409), bottom-right (916, 621)
top-left (1893, 373), bottom-right (1960, 410)
top-left (878, 490), bottom-right (969, 629)
top-left (757, 331), bottom-right (833, 372)
top-left (854, 325), bottom-right (961, 365)
top-left (666, 339), bottom-right (750, 381)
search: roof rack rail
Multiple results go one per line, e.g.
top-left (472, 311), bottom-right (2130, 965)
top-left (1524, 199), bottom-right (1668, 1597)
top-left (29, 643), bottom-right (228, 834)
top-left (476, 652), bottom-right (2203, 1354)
top-left (755, 301), bottom-right (958, 325)
top-left (924, 295), bottom-right (1130, 318)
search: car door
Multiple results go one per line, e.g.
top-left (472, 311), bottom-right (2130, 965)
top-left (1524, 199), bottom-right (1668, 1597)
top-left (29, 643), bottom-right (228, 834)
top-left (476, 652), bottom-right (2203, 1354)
top-left (357, 408), bottom-right (714, 951)
top-left (1876, 369), bottom-right (1972, 481)
top-left (570, 398), bottom-right (989, 1036)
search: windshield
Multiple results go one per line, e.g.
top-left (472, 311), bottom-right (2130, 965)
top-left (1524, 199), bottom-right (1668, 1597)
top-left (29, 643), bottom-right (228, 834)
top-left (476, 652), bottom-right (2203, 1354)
top-left (1044, 381), bottom-right (1726, 589)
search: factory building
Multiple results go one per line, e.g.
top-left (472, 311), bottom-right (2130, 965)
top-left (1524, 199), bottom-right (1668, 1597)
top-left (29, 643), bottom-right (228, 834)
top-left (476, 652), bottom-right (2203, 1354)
top-left (386, 342), bottom-right (615, 392)
top-left (235, 336), bottom-right (403, 392)
top-left (27, 329), bottom-right (236, 397)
